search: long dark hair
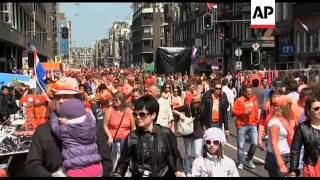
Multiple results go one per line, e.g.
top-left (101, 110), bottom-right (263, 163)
top-left (305, 95), bottom-right (320, 122)
top-left (202, 143), bottom-right (224, 161)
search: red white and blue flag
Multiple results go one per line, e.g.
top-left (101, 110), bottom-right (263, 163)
top-left (191, 47), bottom-right (200, 61)
top-left (33, 48), bottom-right (46, 94)
top-left (297, 19), bottom-right (315, 36)
top-left (207, 3), bottom-right (217, 10)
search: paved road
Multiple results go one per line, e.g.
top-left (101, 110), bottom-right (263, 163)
top-left (176, 117), bottom-right (269, 177)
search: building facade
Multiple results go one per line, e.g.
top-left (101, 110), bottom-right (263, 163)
top-left (274, 3), bottom-right (320, 70)
top-left (44, 3), bottom-right (58, 62)
top-left (92, 39), bottom-right (108, 68)
top-left (107, 20), bottom-right (130, 67)
top-left (0, 3), bottom-right (53, 72)
top-left (131, 2), bottom-right (166, 68)
top-left (57, 12), bottom-right (71, 66)
top-left (70, 47), bottom-right (93, 68)
top-left (164, 2), bottom-right (276, 74)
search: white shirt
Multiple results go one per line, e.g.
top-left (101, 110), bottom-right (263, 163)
top-left (192, 153), bottom-right (239, 177)
top-left (222, 85), bottom-right (235, 111)
top-left (287, 92), bottom-right (299, 101)
top-left (156, 97), bottom-right (174, 127)
top-left (266, 118), bottom-right (290, 154)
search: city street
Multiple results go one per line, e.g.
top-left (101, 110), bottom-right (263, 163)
top-left (1, 2), bottom-right (320, 178)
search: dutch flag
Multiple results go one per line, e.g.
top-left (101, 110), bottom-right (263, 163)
top-left (33, 48), bottom-right (46, 94)
top-left (297, 19), bottom-right (316, 37)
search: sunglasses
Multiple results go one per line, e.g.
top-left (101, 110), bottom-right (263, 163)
top-left (215, 88), bottom-right (221, 90)
top-left (312, 106), bottom-right (320, 112)
top-left (205, 139), bottom-right (220, 146)
top-left (133, 111), bottom-right (150, 118)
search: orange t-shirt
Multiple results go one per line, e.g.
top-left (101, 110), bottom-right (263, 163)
top-left (184, 91), bottom-right (195, 105)
top-left (211, 95), bottom-right (220, 122)
top-left (241, 99), bottom-right (256, 126)
top-left (108, 107), bottom-right (133, 139)
top-left (172, 96), bottom-right (182, 110)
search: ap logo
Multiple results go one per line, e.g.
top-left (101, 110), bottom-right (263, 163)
top-left (251, 0), bottom-right (275, 28)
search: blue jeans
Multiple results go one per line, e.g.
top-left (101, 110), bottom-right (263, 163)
top-left (265, 152), bottom-right (290, 177)
top-left (183, 137), bottom-right (202, 175)
top-left (237, 125), bottom-right (258, 164)
top-left (112, 139), bottom-right (125, 172)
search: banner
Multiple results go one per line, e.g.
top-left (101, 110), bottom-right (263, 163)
top-left (155, 47), bottom-right (192, 75)
top-left (0, 73), bottom-right (33, 88)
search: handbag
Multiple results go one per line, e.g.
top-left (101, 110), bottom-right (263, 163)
top-left (176, 105), bottom-right (194, 136)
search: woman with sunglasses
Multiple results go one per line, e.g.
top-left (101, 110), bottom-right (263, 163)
top-left (161, 83), bottom-right (172, 104)
top-left (289, 96), bottom-right (320, 177)
top-left (192, 127), bottom-right (239, 177)
top-left (171, 86), bottom-right (183, 110)
top-left (113, 95), bottom-right (185, 177)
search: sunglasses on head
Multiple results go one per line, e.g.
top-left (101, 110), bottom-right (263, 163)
top-left (312, 106), bottom-right (320, 112)
top-left (132, 111), bottom-right (150, 118)
top-left (205, 139), bottom-right (220, 146)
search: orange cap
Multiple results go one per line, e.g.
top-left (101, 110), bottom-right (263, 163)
top-left (272, 95), bottom-right (292, 106)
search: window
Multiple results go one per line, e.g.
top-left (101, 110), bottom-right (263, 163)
top-left (306, 34), bottom-right (311, 52)
top-left (283, 3), bottom-right (288, 20)
top-left (144, 27), bottom-right (150, 33)
top-left (143, 13), bottom-right (153, 20)
top-left (143, 40), bottom-right (151, 47)
top-left (317, 29), bottom-right (320, 51)
top-left (304, 32), bottom-right (308, 52)
top-left (312, 31), bottom-right (319, 52)
top-left (1, 3), bottom-right (10, 23)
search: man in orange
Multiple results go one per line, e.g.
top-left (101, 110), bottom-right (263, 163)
top-left (232, 84), bottom-right (259, 170)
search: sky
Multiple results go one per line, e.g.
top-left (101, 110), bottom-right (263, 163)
top-left (60, 3), bottom-right (132, 47)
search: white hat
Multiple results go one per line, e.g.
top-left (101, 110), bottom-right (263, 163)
top-left (53, 77), bottom-right (82, 95)
top-left (203, 127), bottom-right (226, 146)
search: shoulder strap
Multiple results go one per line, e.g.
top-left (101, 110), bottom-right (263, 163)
top-left (113, 108), bottom-right (127, 140)
top-left (277, 116), bottom-right (294, 146)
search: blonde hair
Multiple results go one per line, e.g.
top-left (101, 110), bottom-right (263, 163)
top-left (272, 102), bottom-right (293, 121)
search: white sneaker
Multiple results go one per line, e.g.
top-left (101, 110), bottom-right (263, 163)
top-left (237, 163), bottom-right (244, 170)
top-left (245, 160), bottom-right (256, 169)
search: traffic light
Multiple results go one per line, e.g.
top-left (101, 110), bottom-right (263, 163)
top-left (250, 49), bottom-right (261, 66)
top-left (61, 27), bottom-right (68, 39)
top-left (203, 13), bottom-right (212, 30)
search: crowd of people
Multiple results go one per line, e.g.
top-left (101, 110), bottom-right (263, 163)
top-left (1, 66), bottom-right (320, 177)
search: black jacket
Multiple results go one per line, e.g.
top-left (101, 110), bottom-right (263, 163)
top-left (91, 102), bottom-right (105, 122)
top-left (114, 124), bottom-right (183, 177)
top-left (290, 122), bottom-right (320, 175)
top-left (201, 90), bottom-right (229, 130)
top-left (0, 93), bottom-right (10, 119)
top-left (24, 120), bottom-right (113, 177)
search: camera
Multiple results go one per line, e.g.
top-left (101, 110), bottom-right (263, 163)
top-left (138, 168), bottom-right (152, 177)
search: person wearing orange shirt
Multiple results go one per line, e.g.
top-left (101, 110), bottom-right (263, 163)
top-left (104, 92), bottom-right (135, 173)
top-left (232, 84), bottom-right (259, 170)
top-left (201, 79), bottom-right (229, 134)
